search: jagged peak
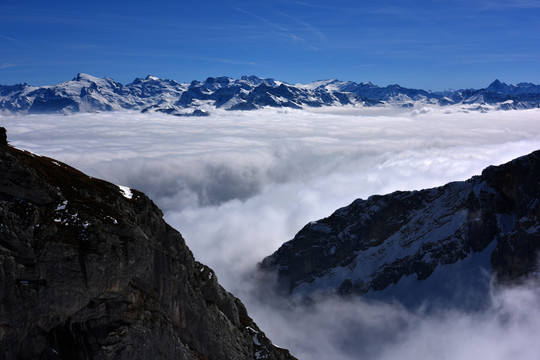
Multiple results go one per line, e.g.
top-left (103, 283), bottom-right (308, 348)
top-left (73, 73), bottom-right (102, 82)
top-left (145, 75), bottom-right (160, 81)
top-left (239, 75), bottom-right (279, 87)
top-left (240, 75), bottom-right (264, 82)
top-left (296, 78), bottom-right (339, 90)
top-left (204, 76), bottom-right (233, 84)
top-left (487, 79), bottom-right (508, 91)
top-left (70, 73), bottom-right (121, 90)
top-left (311, 78), bottom-right (339, 86)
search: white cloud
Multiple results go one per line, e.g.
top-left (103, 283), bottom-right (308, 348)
top-left (239, 279), bottom-right (540, 360)
top-left (2, 106), bottom-right (540, 359)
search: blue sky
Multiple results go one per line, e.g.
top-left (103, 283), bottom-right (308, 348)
top-left (1, 0), bottom-right (539, 90)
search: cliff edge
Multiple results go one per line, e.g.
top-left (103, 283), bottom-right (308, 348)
top-left (0, 131), bottom-right (295, 360)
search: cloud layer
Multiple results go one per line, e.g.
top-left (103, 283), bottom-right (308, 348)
top-left (243, 282), bottom-right (540, 360)
top-left (3, 106), bottom-right (540, 359)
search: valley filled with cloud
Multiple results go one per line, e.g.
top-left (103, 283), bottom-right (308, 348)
top-left (3, 106), bottom-right (540, 359)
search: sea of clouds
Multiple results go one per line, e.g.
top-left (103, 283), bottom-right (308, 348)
top-left (3, 106), bottom-right (540, 359)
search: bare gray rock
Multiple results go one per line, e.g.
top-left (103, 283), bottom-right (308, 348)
top-left (0, 142), bottom-right (295, 360)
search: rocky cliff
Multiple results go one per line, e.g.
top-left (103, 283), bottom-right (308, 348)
top-left (0, 132), bottom-right (295, 360)
top-left (260, 150), bottom-right (540, 304)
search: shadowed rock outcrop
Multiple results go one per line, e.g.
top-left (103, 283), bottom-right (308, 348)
top-left (0, 127), bottom-right (6, 146)
top-left (260, 150), bottom-right (540, 302)
top-left (0, 139), bottom-right (295, 360)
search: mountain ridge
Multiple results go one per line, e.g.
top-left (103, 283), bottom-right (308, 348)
top-left (0, 131), bottom-right (295, 360)
top-left (1, 74), bottom-right (539, 115)
top-left (259, 149), bottom-right (540, 308)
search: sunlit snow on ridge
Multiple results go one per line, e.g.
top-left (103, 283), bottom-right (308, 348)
top-left (2, 106), bottom-right (540, 360)
top-left (117, 185), bottom-right (133, 199)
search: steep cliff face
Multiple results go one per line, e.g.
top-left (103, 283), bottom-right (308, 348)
top-left (260, 150), bottom-right (540, 302)
top-left (0, 138), bottom-right (295, 360)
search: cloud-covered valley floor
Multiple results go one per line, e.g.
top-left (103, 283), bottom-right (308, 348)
top-left (3, 107), bottom-right (540, 359)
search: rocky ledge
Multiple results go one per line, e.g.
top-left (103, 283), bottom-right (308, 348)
top-left (260, 150), bottom-right (540, 303)
top-left (0, 130), bottom-right (295, 360)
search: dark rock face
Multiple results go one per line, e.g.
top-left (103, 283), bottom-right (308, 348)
top-left (260, 150), bottom-right (540, 299)
top-left (0, 143), bottom-right (295, 360)
top-left (0, 128), bottom-right (6, 146)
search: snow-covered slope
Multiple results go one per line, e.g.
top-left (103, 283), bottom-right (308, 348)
top-left (260, 150), bottom-right (540, 307)
top-left (1, 75), bottom-right (539, 114)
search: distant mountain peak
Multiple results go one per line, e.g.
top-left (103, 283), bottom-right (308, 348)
top-left (1, 74), bottom-right (539, 115)
top-left (240, 75), bottom-right (263, 81)
top-left (300, 79), bottom-right (339, 90)
top-left (204, 76), bottom-right (232, 83)
top-left (145, 75), bottom-right (160, 81)
top-left (487, 79), bottom-right (507, 91)
top-left (73, 73), bottom-right (101, 82)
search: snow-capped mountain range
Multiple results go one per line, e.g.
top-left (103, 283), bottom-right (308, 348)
top-left (1, 73), bottom-right (539, 115)
top-left (260, 150), bottom-right (540, 309)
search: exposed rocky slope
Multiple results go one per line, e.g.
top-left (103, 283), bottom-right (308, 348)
top-left (1, 74), bottom-right (539, 115)
top-left (0, 131), bottom-right (295, 360)
top-left (260, 150), bottom-right (540, 304)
